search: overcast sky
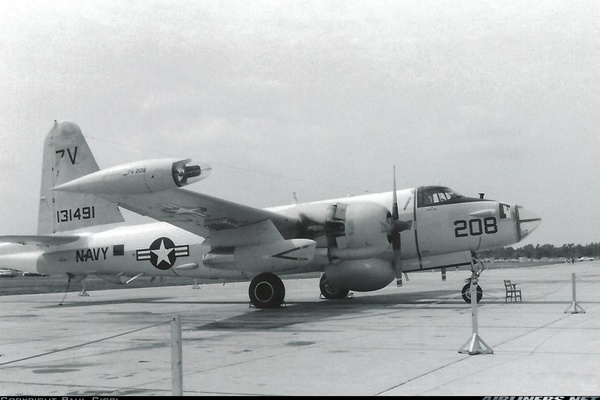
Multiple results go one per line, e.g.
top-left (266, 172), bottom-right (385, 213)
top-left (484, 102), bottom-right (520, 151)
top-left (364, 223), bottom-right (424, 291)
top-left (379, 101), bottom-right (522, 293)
top-left (1, 0), bottom-right (598, 247)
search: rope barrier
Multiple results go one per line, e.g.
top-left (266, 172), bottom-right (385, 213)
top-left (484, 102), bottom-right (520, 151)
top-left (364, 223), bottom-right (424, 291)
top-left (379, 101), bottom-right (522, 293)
top-left (0, 319), bottom-right (171, 367)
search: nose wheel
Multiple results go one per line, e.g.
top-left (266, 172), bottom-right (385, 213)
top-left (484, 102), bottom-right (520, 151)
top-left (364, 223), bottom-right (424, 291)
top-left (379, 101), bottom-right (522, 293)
top-left (461, 283), bottom-right (483, 303)
top-left (461, 254), bottom-right (484, 303)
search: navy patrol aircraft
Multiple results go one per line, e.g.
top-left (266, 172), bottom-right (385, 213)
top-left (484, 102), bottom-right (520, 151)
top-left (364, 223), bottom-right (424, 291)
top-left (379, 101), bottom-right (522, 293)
top-left (0, 121), bottom-right (541, 307)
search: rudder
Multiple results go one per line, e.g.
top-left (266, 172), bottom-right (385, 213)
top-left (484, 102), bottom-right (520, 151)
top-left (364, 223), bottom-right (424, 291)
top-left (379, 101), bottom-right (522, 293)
top-left (38, 120), bottom-right (124, 234)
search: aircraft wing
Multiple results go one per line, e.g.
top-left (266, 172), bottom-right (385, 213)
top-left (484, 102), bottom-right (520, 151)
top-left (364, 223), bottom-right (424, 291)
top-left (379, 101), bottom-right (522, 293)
top-left (0, 235), bottom-right (82, 246)
top-left (101, 188), bottom-right (297, 246)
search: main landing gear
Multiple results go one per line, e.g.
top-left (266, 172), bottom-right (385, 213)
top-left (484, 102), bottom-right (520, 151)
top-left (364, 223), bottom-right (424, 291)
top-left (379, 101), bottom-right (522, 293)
top-left (248, 264), bottom-right (486, 307)
top-left (319, 274), bottom-right (350, 300)
top-left (461, 258), bottom-right (485, 303)
top-left (248, 272), bottom-right (352, 308)
top-left (248, 272), bottom-right (286, 308)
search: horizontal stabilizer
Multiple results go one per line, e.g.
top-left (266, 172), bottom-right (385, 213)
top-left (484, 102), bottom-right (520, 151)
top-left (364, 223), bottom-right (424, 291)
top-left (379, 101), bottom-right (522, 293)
top-left (0, 235), bottom-right (82, 246)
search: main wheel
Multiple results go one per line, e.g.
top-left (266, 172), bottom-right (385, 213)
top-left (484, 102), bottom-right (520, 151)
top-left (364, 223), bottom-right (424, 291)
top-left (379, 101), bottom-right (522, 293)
top-left (461, 283), bottom-right (483, 303)
top-left (249, 272), bottom-right (285, 308)
top-left (319, 274), bottom-right (350, 299)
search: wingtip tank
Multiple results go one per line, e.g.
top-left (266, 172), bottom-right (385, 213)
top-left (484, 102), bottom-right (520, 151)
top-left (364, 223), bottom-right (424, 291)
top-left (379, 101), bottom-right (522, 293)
top-left (52, 158), bottom-right (211, 194)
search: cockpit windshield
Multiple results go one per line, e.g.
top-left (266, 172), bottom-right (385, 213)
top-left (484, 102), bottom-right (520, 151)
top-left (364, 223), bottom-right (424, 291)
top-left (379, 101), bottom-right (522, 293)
top-left (417, 186), bottom-right (465, 208)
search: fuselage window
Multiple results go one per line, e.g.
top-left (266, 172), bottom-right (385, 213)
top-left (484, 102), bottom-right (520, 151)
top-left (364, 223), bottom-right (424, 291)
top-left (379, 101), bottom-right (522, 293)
top-left (418, 186), bottom-right (462, 207)
top-left (499, 203), bottom-right (511, 219)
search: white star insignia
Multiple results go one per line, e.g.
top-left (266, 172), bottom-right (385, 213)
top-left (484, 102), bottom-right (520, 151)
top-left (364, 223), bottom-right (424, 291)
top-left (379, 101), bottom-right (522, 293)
top-left (152, 239), bottom-right (173, 266)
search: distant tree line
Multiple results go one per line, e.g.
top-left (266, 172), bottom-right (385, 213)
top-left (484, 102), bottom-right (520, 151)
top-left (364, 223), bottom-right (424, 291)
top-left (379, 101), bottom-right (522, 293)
top-left (478, 243), bottom-right (600, 260)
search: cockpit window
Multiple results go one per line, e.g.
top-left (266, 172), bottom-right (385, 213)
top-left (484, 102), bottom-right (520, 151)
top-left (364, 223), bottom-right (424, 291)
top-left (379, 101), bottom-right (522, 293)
top-left (417, 186), bottom-right (465, 207)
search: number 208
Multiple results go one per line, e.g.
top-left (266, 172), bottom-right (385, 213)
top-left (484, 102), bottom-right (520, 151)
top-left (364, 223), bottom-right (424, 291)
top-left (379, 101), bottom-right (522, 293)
top-left (454, 217), bottom-right (497, 237)
top-left (56, 206), bottom-right (95, 223)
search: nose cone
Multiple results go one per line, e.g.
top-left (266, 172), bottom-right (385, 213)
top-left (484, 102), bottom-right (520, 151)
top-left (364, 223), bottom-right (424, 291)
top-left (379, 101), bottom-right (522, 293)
top-left (516, 205), bottom-right (542, 241)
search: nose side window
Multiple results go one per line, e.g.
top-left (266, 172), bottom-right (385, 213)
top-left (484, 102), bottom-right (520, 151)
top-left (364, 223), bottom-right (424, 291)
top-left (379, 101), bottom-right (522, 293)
top-left (499, 203), bottom-right (511, 219)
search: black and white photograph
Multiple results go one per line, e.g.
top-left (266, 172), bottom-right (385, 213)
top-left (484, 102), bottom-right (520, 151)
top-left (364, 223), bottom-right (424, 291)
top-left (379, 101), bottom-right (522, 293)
top-left (0, 0), bottom-right (599, 396)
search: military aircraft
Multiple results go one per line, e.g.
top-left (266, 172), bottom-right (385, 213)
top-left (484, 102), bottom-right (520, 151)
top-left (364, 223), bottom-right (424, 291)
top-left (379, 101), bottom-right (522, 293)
top-left (0, 121), bottom-right (541, 307)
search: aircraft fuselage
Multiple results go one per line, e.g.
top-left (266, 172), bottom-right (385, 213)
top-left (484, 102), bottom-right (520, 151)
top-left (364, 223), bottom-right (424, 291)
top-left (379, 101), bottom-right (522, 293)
top-left (0, 185), bottom-right (538, 284)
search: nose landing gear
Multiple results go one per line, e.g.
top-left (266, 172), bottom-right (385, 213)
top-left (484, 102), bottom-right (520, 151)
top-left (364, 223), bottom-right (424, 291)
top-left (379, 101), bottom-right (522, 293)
top-left (461, 257), bottom-right (485, 303)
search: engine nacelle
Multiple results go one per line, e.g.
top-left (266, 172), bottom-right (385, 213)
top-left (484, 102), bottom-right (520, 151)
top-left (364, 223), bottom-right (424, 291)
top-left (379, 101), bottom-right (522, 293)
top-left (202, 239), bottom-right (317, 273)
top-left (52, 158), bottom-right (211, 194)
top-left (323, 258), bottom-right (395, 291)
top-left (294, 201), bottom-right (391, 261)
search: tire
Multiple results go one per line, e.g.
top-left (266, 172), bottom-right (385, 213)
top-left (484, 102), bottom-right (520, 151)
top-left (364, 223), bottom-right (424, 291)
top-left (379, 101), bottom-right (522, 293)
top-left (319, 274), bottom-right (350, 300)
top-left (461, 283), bottom-right (483, 303)
top-left (248, 272), bottom-right (285, 308)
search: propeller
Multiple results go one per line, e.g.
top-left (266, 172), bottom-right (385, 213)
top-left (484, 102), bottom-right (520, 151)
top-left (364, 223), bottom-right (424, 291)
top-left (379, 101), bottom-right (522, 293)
top-left (388, 166), bottom-right (409, 287)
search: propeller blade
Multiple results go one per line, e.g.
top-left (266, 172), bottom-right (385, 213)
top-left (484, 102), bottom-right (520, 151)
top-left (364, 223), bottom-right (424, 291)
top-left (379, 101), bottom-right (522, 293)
top-left (391, 165), bottom-right (403, 287)
top-left (392, 166), bottom-right (399, 220)
top-left (392, 233), bottom-right (403, 287)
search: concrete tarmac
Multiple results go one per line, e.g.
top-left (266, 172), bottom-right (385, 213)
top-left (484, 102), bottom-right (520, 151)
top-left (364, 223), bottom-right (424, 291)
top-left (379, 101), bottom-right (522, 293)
top-left (0, 262), bottom-right (599, 396)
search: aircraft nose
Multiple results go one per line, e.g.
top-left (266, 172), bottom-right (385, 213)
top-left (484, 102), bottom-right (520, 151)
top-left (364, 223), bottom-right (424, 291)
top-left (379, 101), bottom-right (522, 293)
top-left (515, 205), bottom-right (541, 241)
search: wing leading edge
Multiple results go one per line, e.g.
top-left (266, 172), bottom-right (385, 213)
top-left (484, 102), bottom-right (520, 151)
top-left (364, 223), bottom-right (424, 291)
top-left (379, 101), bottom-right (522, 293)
top-left (0, 235), bottom-right (82, 246)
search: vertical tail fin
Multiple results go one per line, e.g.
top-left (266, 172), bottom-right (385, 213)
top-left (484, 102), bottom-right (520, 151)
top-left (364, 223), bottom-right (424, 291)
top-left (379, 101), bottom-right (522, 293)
top-left (38, 120), bottom-right (124, 234)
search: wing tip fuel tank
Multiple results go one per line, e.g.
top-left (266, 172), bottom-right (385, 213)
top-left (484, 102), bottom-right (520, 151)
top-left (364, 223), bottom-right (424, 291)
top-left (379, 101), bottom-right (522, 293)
top-left (52, 158), bottom-right (211, 194)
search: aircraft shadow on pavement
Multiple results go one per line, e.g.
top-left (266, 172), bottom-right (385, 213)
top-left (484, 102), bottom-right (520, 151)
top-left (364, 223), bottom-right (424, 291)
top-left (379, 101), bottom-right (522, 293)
top-left (36, 297), bottom-right (181, 308)
top-left (193, 288), bottom-right (462, 331)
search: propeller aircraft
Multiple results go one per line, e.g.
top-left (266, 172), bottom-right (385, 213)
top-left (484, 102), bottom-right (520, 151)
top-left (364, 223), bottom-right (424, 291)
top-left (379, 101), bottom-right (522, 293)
top-left (0, 121), bottom-right (542, 307)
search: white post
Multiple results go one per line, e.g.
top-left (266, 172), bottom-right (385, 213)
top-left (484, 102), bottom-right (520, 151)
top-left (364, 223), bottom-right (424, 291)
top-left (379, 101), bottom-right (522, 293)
top-left (564, 273), bottom-right (585, 314)
top-left (458, 260), bottom-right (493, 355)
top-left (470, 277), bottom-right (478, 334)
top-left (171, 315), bottom-right (183, 396)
